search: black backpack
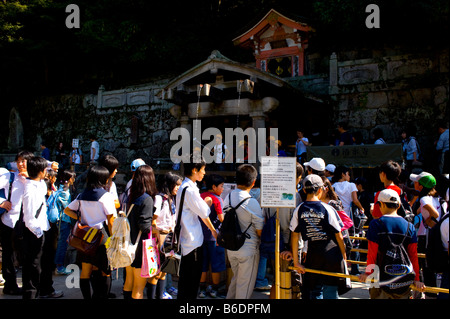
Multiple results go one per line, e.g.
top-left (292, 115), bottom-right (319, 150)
top-left (217, 194), bottom-right (251, 251)
top-left (377, 219), bottom-right (416, 294)
top-left (425, 213), bottom-right (449, 273)
top-left (397, 193), bottom-right (414, 223)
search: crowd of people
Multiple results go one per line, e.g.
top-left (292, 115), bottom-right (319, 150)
top-left (0, 121), bottom-right (448, 300)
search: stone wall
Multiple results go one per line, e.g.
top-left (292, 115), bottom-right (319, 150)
top-left (25, 80), bottom-right (177, 176)
top-left (328, 49), bottom-right (449, 162)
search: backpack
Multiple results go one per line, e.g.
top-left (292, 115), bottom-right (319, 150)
top-left (106, 204), bottom-right (141, 272)
top-left (259, 208), bottom-right (283, 259)
top-left (47, 189), bottom-right (63, 223)
top-left (118, 185), bottom-right (131, 210)
top-left (397, 193), bottom-right (414, 223)
top-left (377, 219), bottom-right (416, 294)
top-left (425, 213), bottom-right (449, 272)
top-left (217, 194), bottom-right (252, 251)
top-left (0, 171), bottom-right (15, 215)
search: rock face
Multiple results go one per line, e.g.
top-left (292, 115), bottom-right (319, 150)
top-left (26, 83), bottom-right (177, 177)
top-left (328, 49), bottom-right (449, 158)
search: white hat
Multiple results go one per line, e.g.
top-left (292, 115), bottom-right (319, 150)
top-left (325, 164), bottom-right (336, 173)
top-left (377, 189), bottom-right (400, 205)
top-left (304, 157), bottom-right (326, 172)
top-left (303, 174), bottom-right (324, 189)
top-left (130, 158), bottom-right (146, 172)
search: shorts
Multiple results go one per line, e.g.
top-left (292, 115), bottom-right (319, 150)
top-left (201, 241), bottom-right (226, 273)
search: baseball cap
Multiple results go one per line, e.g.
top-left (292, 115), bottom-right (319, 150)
top-left (325, 164), bottom-right (336, 173)
top-left (130, 158), bottom-right (145, 172)
top-left (304, 157), bottom-right (326, 172)
top-left (377, 189), bottom-right (401, 205)
top-left (410, 171), bottom-right (436, 189)
top-left (303, 174), bottom-right (324, 189)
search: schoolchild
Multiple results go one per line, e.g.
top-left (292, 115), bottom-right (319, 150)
top-left (176, 154), bottom-right (218, 300)
top-left (54, 170), bottom-right (76, 275)
top-left (21, 156), bottom-right (53, 298)
top-left (359, 189), bottom-right (425, 299)
top-left (410, 172), bottom-right (443, 295)
top-left (145, 171), bottom-right (182, 299)
top-left (225, 164), bottom-right (264, 299)
top-left (371, 160), bottom-right (402, 219)
top-left (122, 165), bottom-right (157, 299)
top-left (289, 174), bottom-right (347, 299)
top-left (332, 166), bottom-right (365, 221)
top-left (99, 154), bottom-right (120, 210)
top-left (0, 150), bottom-right (34, 295)
top-left (199, 174), bottom-right (226, 298)
top-left (64, 165), bottom-right (116, 299)
top-left (152, 171), bottom-right (182, 298)
top-left (39, 167), bottom-right (64, 298)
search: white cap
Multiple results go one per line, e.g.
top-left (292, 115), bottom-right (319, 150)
top-left (325, 164), bottom-right (336, 173)
top-left (304, 157), bottom-right (326, 172)
top-left (377, 189), bottom-right (400, 205)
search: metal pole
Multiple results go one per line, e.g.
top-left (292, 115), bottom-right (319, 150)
top-left (275, 207), bottom-right (280, 299)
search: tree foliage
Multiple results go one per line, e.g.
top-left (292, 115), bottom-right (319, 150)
top-left (0, 0), bottom-right (448, 96)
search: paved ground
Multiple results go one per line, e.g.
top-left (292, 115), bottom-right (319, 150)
top-left (0, 266), bottom-right (370, 300)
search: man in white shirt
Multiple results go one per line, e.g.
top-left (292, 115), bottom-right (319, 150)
top-left (90, 136), bottom-right (100, 163)
top-left (212, 133), bottom-right (229, 171)
top-left (176, 155), bottom-right (217, 300)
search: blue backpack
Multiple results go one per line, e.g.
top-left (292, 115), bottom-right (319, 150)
top-left (47, 189), bottom-right (63, 223)
top-left (0, 172), bottom-right (15, 215)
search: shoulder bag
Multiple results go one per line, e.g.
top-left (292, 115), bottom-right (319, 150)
top-left (68, 200), bottom-right (104, 256)
top-left (160, 186), bottom-right (188, 276)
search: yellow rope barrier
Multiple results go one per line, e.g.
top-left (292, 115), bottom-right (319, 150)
top-left (287, 266), bottom-right (449, 295)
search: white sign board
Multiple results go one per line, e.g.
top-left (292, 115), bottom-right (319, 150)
top-left (220, 183), bottom-right (237, 201)
top-left (260, 156), bottom-right (297, 208)
top-left (72, 139), bottom-right (79, 148)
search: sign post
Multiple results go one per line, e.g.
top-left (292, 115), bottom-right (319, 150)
top-left (260, 156), bottom-right (297, 299)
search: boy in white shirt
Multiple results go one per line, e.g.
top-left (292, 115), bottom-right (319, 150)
top-left (21, 156), bottom-right (50, 299)
top-left (176, 154), bottom-right (217, 300)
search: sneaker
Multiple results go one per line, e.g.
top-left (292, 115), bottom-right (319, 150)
top-left (209, 289), bottom-right (217, 298)
top-left (167, 286), bottom-right (178, 296)
top-left (198, 290), bottom-right (207, 298)
top-left (162, 291), bottom-right (173, 299)
top-left (254, 285), bottom-right (272, 291)
top-left (55, 266), bottom-right (71, 275)
top-left (2, 287), bottom-right (23, 295)
top-left (39, 290), bottom-right (64, 298)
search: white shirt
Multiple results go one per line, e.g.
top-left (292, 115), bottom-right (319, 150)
top-left (214, 143), bottom-right (227, 163)
top-left (441, 213), bottom-right (449, 251)
top-left (154, 194), bottom-right (176, 232)
top-left (332, 181), bottom-right (358, 215)
top-left (175, 177), bottom-right (210, 256)
top-left (418, 195), bottom-right (442, 236)
top-left (223, 189), bottom-right (264, 256)
top-left (0, 171), bottom-right (26, 228)
top-left (90, 140), bottom-right (100, 161)
top-left (23, 179), bottom-right (50, 238)
top-left (67, 188), bottom-right (116, 229)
